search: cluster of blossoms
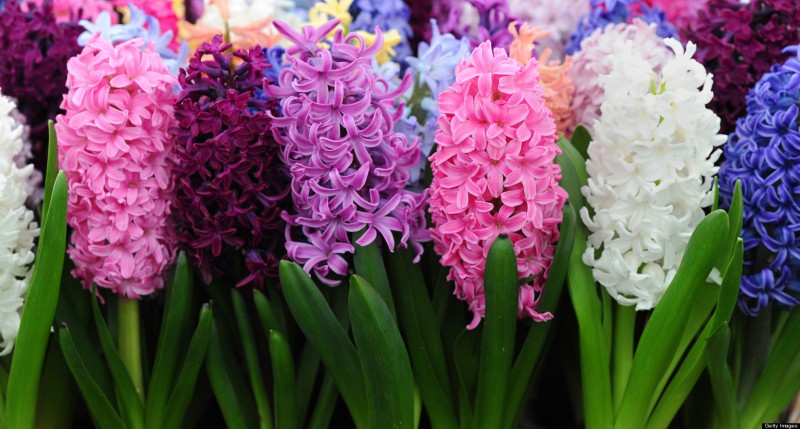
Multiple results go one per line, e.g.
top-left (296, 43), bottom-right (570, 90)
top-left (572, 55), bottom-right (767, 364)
top-left (507, 0), bottom-right (588, 59)
top-left (437, 0), bottom-right (519, 50)
top-left (172, 36), bottom-right (290, 288)
top-left (510, 23), bottom-right (574, 136)
top-left (267, 20), bottom-right (429, 285)
top-left (570, 20), bottom-right (670, 135)
top-left (124, 0), bottom-right (181, 50)
top-left (718, 46), bottom-right (800, 315)
top-left (566, 0), bottom-right (677, 55)
top-left (0, 1), bottom-right (82, 174)
top-left (581, 39), bottom-right (725, 310)
top-left (0, 92), bottom-right (39, 355)
top-left (350, 0), bottom-right (413, 67)
top-left (429, 41), bottom-right (567, 329)
top-left (685, 0), bottom-right (800, 133)
top-left (647, 0), bottom-right (707, 38)
top-left (182, 0), bottom-right (300, 48)
top-left (56, 36), bottom-right (178, 298)
top-left (24, 0), bottom-right (114, 22)
top-left (79, 3), bottom-right (189, 76)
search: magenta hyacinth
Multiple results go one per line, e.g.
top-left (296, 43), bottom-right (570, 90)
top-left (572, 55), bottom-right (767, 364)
top-left (56, 35), bottom-right (178, 298)
top-left (429, 41), bottom-right (567, 329)
top-left (171, 36), bottom-right (290, 288)
top-left (267, 19), bottom-right (429, 286)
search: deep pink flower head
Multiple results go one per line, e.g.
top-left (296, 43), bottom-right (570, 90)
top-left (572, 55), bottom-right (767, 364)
top-left (267, 19), bottom-right (429, 286)
top-left (429, 41), bottom-right (567, 329)
top-left (24, 0), bottom-right (115, 22)
top-left (56, 35), bottom-right (178, 298)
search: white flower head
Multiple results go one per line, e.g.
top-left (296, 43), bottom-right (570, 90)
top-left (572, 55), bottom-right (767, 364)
top-left (0, 91), bottom-right (40, 355)
top-left (580, 38), bottom-right (726, 310)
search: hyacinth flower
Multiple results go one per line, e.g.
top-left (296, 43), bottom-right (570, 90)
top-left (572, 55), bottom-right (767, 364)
top-left (565, 0), bottom-right (677, 55)
top-left (647, 0), bottom-right (707, 38)
top-left (684, 0), bottom-right (800, 133)
top-left (429, 40), bottom-right (567, 329)
top-left (24, 0), bottom-right (114, 22)
top-left (181, 0), bottom-right (298, 48)
top-left (506, 0), bottom-right (588, 60)
top-left (509, 22), bottom-right (574, 136)
top-left (121, 0), bottom-right (182, 50)
top-left (0, 92), bottom-right (40, 355)
top-left (349, 0), bottom-right (413, 66)
top-left (0, 1), bottom-right (82, 181)
top-left (267, 19), bottom-right (428, 286)
top-left (719, 46), bottom-right (800, 316)
top-left (437, 0), bottom-right (519, 50)
top-left (570, 19), bottom-right (671, 135)
top-left (172, 36), bottom-right (290, 288)
top-left (79, 3), bottom-right (190, 76)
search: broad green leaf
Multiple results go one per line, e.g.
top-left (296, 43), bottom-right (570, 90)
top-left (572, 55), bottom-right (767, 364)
top-left (308, 375), bottom-right (338, 429)
top-left (41, 121), bottom-right (59, 227)
top-left (253, 290), bottom-right (280, 335)
top-left (707, 239), bottom-right (743, 339)
top-left (206, 320), bottom-right (257, 429)
top-left (453, 328), bottom-right (479, 428)
top-left (269, 331), bottom-right (298, 429)
top-left (349, 275), bottom-right (415, 429)
top-left (161, 304), bottom-right (213, 429)
top-left (279, 261), bottom-right (367, 427)
top-left (35, 335), bottom-right (77, 429)
top-left (715, 180), bottom-right (742, 274)
top-left (474, 236), bottom-right (518, 429)
top-left (232, 289), bottom-right (272, 429)
top-left (616, 210), bottom-right (729, 429)
top-left (353, 232), bottom-right (395, 318)
top-left (386, 248), bottom-right (457, 429)
top-left (705, 323), bottom-right (739, 429)
top-left (294, 343), bottom-right (321, 422)
top-left (59, 326), bottom-right (126, 429)
top-left (90, 290), bottom-right (144, 429)
top-left (570, 125), bottom-right (592, 160)
top-left (145, 252), bottom-right (193, 428)
top-left (6, 172), bottom-right (68, 429)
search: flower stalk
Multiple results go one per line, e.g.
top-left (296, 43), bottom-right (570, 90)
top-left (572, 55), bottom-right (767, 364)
top-left (118, 297), bottom-right (144, 402)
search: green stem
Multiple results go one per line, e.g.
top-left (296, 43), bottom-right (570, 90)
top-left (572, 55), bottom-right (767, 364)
top-left (118, 297), bottom-right (144, 402)
top-left (612, 304), bottom-right (636, 415)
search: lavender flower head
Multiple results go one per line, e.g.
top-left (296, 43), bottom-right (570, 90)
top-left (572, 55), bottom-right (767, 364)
top-left (565, 0), bottom-right (678, 54)
top-left (437, 0), bottom-right (518, 50)
top-left (719, 45), bottom-right (800, 316)
top-left (267, 19), bottom-right (430, 285)
top-left (350, 0), bottom-right (413, 66)
top-left (0, 0), bottom-right (82, 176)
top-left (171, 36), bottom-right (291, 288)
top-left (78, 4), bottom-right (189, 76)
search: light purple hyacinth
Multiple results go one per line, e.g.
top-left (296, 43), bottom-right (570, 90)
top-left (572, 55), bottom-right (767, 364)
top-left (267, 19), bottom-right (429, 285)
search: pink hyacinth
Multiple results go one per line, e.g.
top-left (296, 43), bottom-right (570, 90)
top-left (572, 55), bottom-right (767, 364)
top-left (429, 41), bottom-right (567, 329)
top-left (56, 35), bottom-right (177, 298)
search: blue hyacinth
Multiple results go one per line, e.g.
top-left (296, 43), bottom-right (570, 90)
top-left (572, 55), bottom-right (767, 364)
top-left (719, 45), bottom-right (800, 316)
top-left (565, 0), bottom-right (678, 54)
top-left (349, 0), bottom-right (414, 67)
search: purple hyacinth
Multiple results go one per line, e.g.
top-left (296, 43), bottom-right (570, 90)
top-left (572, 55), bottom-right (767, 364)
top-left (436, 0), bottom-right (518, 50)
top-left (0, 0), bottom-right (82, 176)
top-left (171, 36), bottom-right (291, 288)
top-left (719, 45), bottom-right (800, 316)
top-left (565, 0), bottom-right (678, 55)
top-left (685, 0), bottom-right (800, 134)
top-left (267, 19), bottom-right (429, 285)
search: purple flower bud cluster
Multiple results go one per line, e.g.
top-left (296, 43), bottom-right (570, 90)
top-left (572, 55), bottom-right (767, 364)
top-left (0, 0), bottom-right (82, 175)
top-left (171, 35), bottom-right (291, 288)
top-left (267, 19), bottom-right (429, 286)
top-left (686, 0), bottom-right (800, 133)
top-left (719, 45), bottom-right (800, 316)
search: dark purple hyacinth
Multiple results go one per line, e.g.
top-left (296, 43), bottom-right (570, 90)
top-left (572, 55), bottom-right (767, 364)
top-left (686, 0), bottom-right (800, 134)
top-left (171, 35), bottom-right (291, 288)
top-left (719, 45), bottom-right (800, 316)
top-left (436, 0), bottom-right (518, 50)
top-left (0, 0), bottom-right (82, 175)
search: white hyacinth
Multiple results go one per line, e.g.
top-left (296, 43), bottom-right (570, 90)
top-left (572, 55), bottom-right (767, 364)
top-left (0, 91), bottom-right (40, 355)
top-left (570, 20), bottom-right (672, 136)
top-left (580, 38), bottom-right (726, 310)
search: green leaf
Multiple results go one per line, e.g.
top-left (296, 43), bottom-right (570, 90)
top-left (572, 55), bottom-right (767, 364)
top-left (616, 210), bottom-right (729, 429)
top-left (279, 261), bottom-right (367, 427)
top-left (715, 180), bottom-right (742, 274)
top-left (35, 335), bottom-right (77, 429)
top-left (570, 125), bottom-right (592, 160)
top-left (307, 375), bottom-right (338, 429)
top-left (349, 275), bottom-right (415, 429)
top-left (269, 331), bottom-right (298, 429)
top-left (145, 252), bottom-right (193, 428)
top-left (353, 232), bottom-right (395, 318)
top-left (705, 323), bottom-right (739, 429)
top-left (59, 326), bottom-right (126, 429)
top-left (232, 289), bottom-right (272, 429)
top-left (294, 343), bottom-right (321, 422)
top-left (386, 248), bottom-right (457, 429)
top-left (206, 320), bottom-right (257, 429)
top-left (711, 178), bottom-right (719, 211)
top-left (474, 236), bottom-right (518, 429)
top-left (161, 304), bottom-right (213, 429)
top-left (90, 290), bottom-right (144, 429)
top-left (453, 328), bottom-right (480, 428)
top-left (6, 172), bottom-right (68, 429)
top-left (253, 290), bottom-right (280, 335)
top-left (41, 121), bottom-right (59, 227)
top-left (707, 239), bottom-right (743, 340)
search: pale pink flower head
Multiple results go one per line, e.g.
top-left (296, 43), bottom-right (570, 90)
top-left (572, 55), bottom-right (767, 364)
top-left (569, 19), bottom-right (671, 135)
top-left (56, 34), bottom-right (178, 299)
top-left (429, 41), bottom-right (567, 329)
top-left (25, 0), bottom-right (115, 22)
